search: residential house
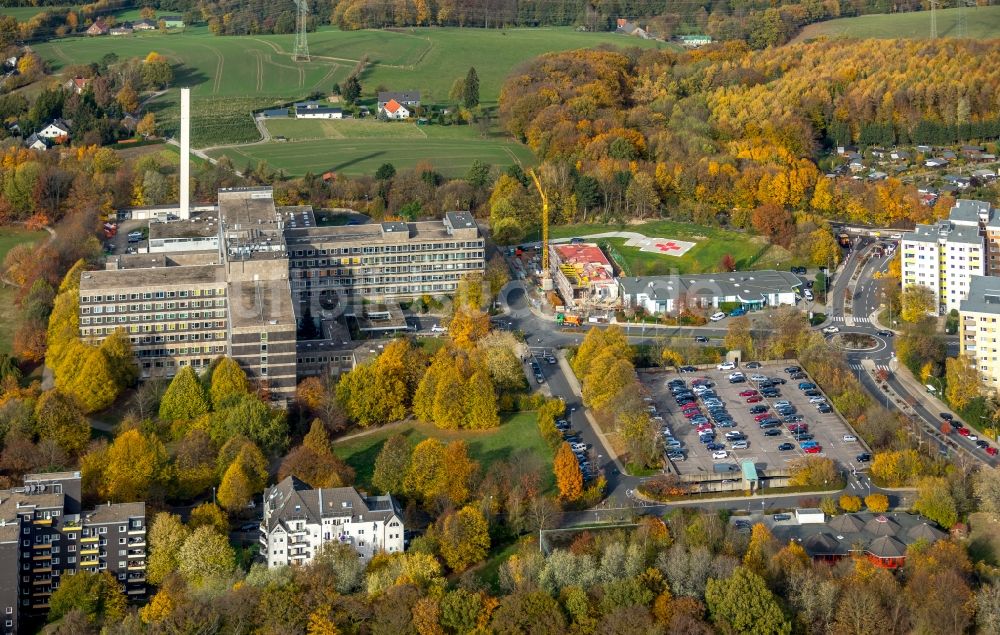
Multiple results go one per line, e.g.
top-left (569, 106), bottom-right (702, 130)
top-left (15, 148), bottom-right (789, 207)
top-left (63, 76), bottom-right (91, 94)
top-left (38, 120), bottom-right (70, 141)
top-left (86, 20), bottom-right (109, 35)
top-left (871, 147), bottom-right (888, 158)
top-left (916, 144), bottom-right (934, 154)
top-left (942, 150), bottom-right (958, 161)
top-left (618, 270), bottom-right (801, 315)
top-left (109, 24), bottom-right (133, 36)
top-left (24, 133), bottom-right (50, 151)
top-left (943, 174), bottom-right (971, 189)
top-left (376, 91), bottom-right (420, 111)
top-left (925, 157), bottom-right (949, 168)
top-left (132, 19), bottom-right (157, 30)
top-left (294, 101), bottom-right (342, 119)
top-left (260, 476), bottom-right (404, 568)
top-left (868, 171), bottom-right (888, 181)
top-left (890, 149), bottom-right (911, 162)
top-left (614, 18), bottom-right (649, 38)
top-left (380, 99), bottom-right (410, 120)
top-left (961, 145), bottom-right (985, 159)
top-left (972, 168), bottom-right (997, 182)
top-left (3, 57), bottom-right (16, 70)
top-left (161, 15), bottom-right (185, 28)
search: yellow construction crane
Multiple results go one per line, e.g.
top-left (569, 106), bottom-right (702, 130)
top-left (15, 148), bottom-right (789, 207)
top-left (527, 168), bottom-right (551, 289)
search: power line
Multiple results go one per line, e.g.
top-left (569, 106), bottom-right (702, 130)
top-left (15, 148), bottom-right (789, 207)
top-left (293, 0), bottom-right (310, 61)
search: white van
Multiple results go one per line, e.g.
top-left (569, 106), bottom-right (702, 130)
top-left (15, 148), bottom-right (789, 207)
top-left (430, 324), bottom-right (448, 333)
top-left (803, 289), bottom-right (814, 301)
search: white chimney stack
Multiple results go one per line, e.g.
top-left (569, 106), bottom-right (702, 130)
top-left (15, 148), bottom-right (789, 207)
top-left (179, 87), bottom-right (190, 220)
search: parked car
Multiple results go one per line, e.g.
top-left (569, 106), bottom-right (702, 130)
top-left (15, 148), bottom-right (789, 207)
top-left (667, 451), bottom-right (686, 461)
top-left (988, 447), bottom-right (999, 457)
top-left (694, 336), bottom-right (708, 343)
top-left (876, 330), bottom-right (894, 337)
top-left (843, 434), bottom-right (857, 442)
top-left (804, 445), bottom-right (823, 454)
top-left (712, 450), bottom-right (729, 460)
top-left (784, 366), bottom-right (801, 374)
top-left (976, 440), bottom-right (989, 449)
top-left (764, 428), bottom-right (782, 437)
top-left (817, 404), bottom-right (833, 413)
top-left (739, 389), bottom-right (758, 397)
top-left (745, 361), bottom-right (762, 369)
top-left (710, 312), bottom-right (727, 322)
top-left (750, 374), bottom-right (768, 382)
top-left (729, 307), bottom-right (747, 317)
top-left (679, 365), bottom-right (697, 372)
top-left (772, 514), bottom-right (792, 521)
top-left (718, 361), bottom-right (736, 371)
top-left (808, 396), bottom-right (827, 403)
top-left (940, 412), bottom-right (954, 421)
top-left (731, 440), bottom-right (749, 450)
top-left (761, 389), bottom-right (780, 398)
top-left (856, 453), bottom-right (872, 463)
top-left (707, 442), bottom-right (725, 451)
top-left (746, 395), bottom-right (763, 404)
top-left (798, 382), bottom-right (816, 390)
top-left (778, 443), bottom-right (795, 451)
top-left (728, 375), bottom-right (746, 384)
top-left (822, 325), bottom-right (839, 334)
top-left (749, 405), bottom-right (768, 414)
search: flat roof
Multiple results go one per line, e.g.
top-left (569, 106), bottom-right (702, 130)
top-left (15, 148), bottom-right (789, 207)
top-left (284, 218), bottom-right (473, 246)
top-left (618, 270), bottom-right (801, 302)
top-left (80, 263), bottom-right (224, 290)
top-left (960, 275), bottom-right (1000, 315)
top-left (149, 217), bottom-right (219, 240)
top-left (228, 278), bottom-right (295, 328)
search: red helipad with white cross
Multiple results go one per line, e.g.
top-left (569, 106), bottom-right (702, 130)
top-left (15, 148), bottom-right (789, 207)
top-left (623, 236), bottom-right (697, 256)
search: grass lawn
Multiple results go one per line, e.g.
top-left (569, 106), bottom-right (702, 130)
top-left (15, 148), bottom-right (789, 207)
top-left (0, 6), bottom-right (71, 21)
top-left (795, 5), bottom-right (1000, 40)
top-left (541, 220), bottom-right (773, 275)
top-left (0, 228), bottom-right (48, 356)
top-left (210, 122), bottom-right (535, 177)
top-left (474, 539), bottom-right (522, 592)
top-left (332, 411), bottom-right (554, 492)
top-left (33, 26), bottom-right (664, 146)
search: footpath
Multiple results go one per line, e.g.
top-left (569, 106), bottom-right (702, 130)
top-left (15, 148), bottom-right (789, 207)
top-left (555, 350), bottom-right (626, 475)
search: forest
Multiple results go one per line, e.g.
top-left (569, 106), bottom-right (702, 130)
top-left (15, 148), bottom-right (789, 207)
top-left (487, 39), bottom-right (1000, 249)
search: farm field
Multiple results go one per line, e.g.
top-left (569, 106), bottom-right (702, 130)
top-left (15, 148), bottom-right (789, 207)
top-left (331, 412), bottom-right (554, 493)
top-left (795, 5), bottom-right (1000, 40)
top-left (210, 119), bottom-right (535, 177)
top-left (0, 228), bottom-right (48, 355)
top-left (32, 26), bottom-right (663, 145)
top-left (0, 6), bottom-right (71, 21)
top-left (540, 220), bottom-right (780, 276)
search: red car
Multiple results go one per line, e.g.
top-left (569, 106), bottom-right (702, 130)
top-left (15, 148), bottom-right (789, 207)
top-left (696, 424), bottom-right (713, 433)
top-left (958, 427), bottom-right (971, 437)
top-left (754, 413), bottom-right (772, 422)
top-left (739, 389), bottom-right (758, 397)
top-left (988, 447), bottom-right (998, 456)
top-left (788, 423), bottom-right (808, 432)
top-left (691, 378), bottom-right (710, 386)
top-left (746, 395), bottom-right (763, 403)
top-left (681, 404), bottom-right (700, 412)
top-left (804, 445), bottom-right (822, 454)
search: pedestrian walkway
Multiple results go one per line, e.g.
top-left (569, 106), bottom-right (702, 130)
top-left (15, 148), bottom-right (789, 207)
top-left (829, 315), bottom-right (871, 325)
top-left (850, 362), bottom-right (890, 373)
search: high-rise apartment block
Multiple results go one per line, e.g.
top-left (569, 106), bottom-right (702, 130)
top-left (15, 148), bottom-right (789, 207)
top-left (900, 199), bottom-right (995, 316)
top-left (0, 472), bottom-right (145, 634)
top-left (78, 188), bottom-right (484, 403)
top-left (959, 276), bottom-right (1000, 390)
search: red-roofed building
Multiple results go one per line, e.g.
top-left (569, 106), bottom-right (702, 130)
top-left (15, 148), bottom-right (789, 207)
top-left (379, 98), bottom-right (411, 120)
top-left (550, 242), bottom-right (618, 306)
top-left (63, 76), bottom-right (91, 94)
top-left (86, 20), bottom-right (109, 36)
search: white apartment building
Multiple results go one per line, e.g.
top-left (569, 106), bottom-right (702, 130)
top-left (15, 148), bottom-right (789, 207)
top-left (901, 199), bottom-right (993, 316)
top-left (959, 275), bottom-right (1000, 391)
top-left (260, 477), bottom-right (404, 568)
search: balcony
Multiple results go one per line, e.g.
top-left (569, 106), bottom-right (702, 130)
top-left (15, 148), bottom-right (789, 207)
top-left (61, 524), bottom-right (81, 532)
top-left (127, 561), bottom-right (146, 571)
top-left (31, 578), bottom-right (50, 586)
top-left (126, 550), bottom-right (145, 558)
top-left (32, 518), bottom-right (51, 526)
top-left (31, 603), bottom-right (49, 610)
top-left (79, 547), bottom-right (98, 556)
top-left (80, 558), bottom-right (99, 567)
top-left (127, 588), bottom-right (145, 596)
top-left (127, 575), bottom-right (146, 583)
top-left (33, 567), bottom-right (51, 574)
top-left (127, 527), bottom-right (145, 536)
top-left (127, 538), bottom-right (146, 547)
top-left (31, 554), bottom-right (50, 561)
top-left (80, 535), bottom-right (98, 543)
top-left (32, 544), bottom-right (51, 550)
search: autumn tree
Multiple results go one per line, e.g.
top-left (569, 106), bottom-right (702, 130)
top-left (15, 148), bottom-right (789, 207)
top-left (372, 434), bottom-right (411, 495)
top-left (158, 366), bottom-right (210, 422)
top-left (477, 331), bottom-right (525, 393)
top-left (945, 355), bottom-right (980, 412)
top-left (705, 567), bottom-right (790, 635)
top-left (48, 570), bottom-right (126, 627)
top-left (115, 84), bottom-right (139, 113)
top-left (554, 442), bottom-right (583, 501)
top-left (719, 254), bottom-right (736, 272)
top-left (277, 420), bottom-right (355, 488)
top-left (839, 494), bottom-right (862, 512)
top-left (865, 493), bottom-right (890, 513)
top-left (901, 285), bottom-right (937, 323)
top-left (136, 113), bottom-right (157, 137)
top-left (101, 428), bottom-right (168, 502)
top-left (209, 357), bottom-right (250, 409)
top-left (914, 476), bottom-right (958, 528)
top-left (448, 307), bottom-right (490, 350)
top-left (724, 315), bottom-right (755, 358)
top-left (788, 456), bottom-right (838, 488)
top-left (177, 526), bottom-right (236, 587)
top-left (217, 440), bottom-right (268, 513)
top-left (188, 502), bottom-right (229, 535)
top-left (34, 390), bottom-right (89, 455)
top-left (437, 506), bottom-right (490, 571)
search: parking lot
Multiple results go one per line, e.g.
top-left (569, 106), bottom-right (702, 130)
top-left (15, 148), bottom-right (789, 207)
top-left (642, 361), bottom-right (870, 479)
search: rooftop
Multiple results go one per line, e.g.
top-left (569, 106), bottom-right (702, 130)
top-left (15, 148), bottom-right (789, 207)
top-left (148, 216), bottom-right (220, 240)
top-left (263, 476), bottom-right (401, 533)
top-left (84, 502), bottom-right (145, 524)
top-left (618, 270), bottom-right (802, 303)
top-left (771, 511), bottom-right (945, 560)
top-left (553, 243), bottom-right (614, 284)
top-left (80, 262), bottom-right (224, 290)
top-left (960, 275), bottom-right (1000, 315)
top-left (228, 278), bottom-right (295, 329)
